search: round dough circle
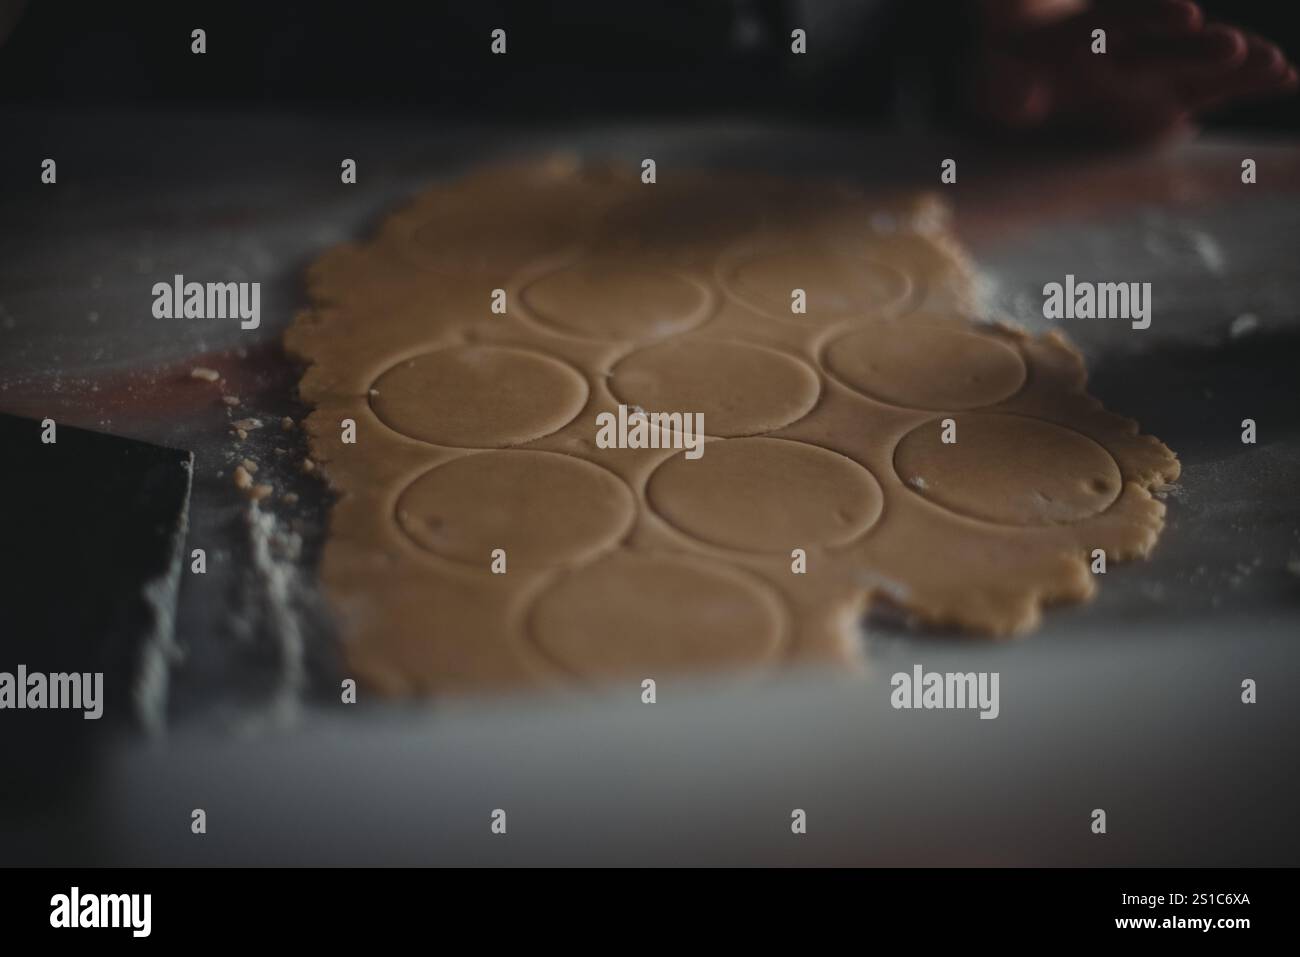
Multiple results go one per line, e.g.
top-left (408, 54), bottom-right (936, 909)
top-left (528, 552), bottom-right (785, 680)
top-left (648, 437), bottom-right (884, 552)
top-left (825, 322), bottom-right (1026, 410)
top-left (723, 247), bottom-right (911, 322)
top-left (894, 413), bottom-right (1123, 526)
top-left (396, 450), bottom-right (634, 568)
top-left (370, 345), bottom-right (588, 448)
top-left (610, 339), bottom-right (821, 437)
top-left (521, 259), bottom-right (712, 341)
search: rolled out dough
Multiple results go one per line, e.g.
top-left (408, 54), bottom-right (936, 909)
top-left (286, 161), bottom-right (1179, 695)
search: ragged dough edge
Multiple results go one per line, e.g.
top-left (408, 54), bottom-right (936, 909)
top-left (856, 315), bottom-right (1180, 640)
top-left (873, 556), bottom-right (1094, 639)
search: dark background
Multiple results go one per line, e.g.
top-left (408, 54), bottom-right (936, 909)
top-left (0, 0), bottom-right (1297, 127)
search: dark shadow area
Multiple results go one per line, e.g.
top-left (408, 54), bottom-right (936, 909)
top-left (0, 0), bottom-right (1295, 129)
top-left (1087, 329), bottom-right (1300, 463)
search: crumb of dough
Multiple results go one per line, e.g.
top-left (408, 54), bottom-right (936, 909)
top-left (281, 416), bottom-right (295, 430)
top-left (241, 458), bottom-right (258, 475)
top-left (232, 417), bottom-right (263, 431)
top-left (301, 457), bottom-right (316, 473)
top-left (222, 395), bottom-right (241, 407)
top-left (234, 428), bottom-right (248, 441)
top-left (250, 483), bottom-right (274, 502)
top-left (282, 492), bottom-right (299, 505)
top-left (233, 465), bottom-right (253, 490)
top-left (190, 367), bottom-right (220, 382)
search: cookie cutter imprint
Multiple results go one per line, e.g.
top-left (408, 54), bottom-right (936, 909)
top-left (286, 162), bottom-right (1180, 696)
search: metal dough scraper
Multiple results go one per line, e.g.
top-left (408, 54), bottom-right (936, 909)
top-left (0, 413), bottom-right (193, 728)
top-left (0, 413), bottom-right (192, 863)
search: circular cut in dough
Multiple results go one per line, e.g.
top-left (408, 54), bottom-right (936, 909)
top-left (521, 259), bottom-right (713, 341)
top-left (609, 338), bottom-right (821, 437)
top-left (894, 413), bottom-right (1123, 526)
top-left (825, 322), bottom-right (1026, 410)
top-left (396, 450), bottom-right (634, 568)
top-left (722, 246), bottom-right (911, 322)
top-left (528, 552), bottom-right (785, 680)
top-left (370, 345), bottom-right (588, 448)
top-left (648, 437), bottom-right (883, 552)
